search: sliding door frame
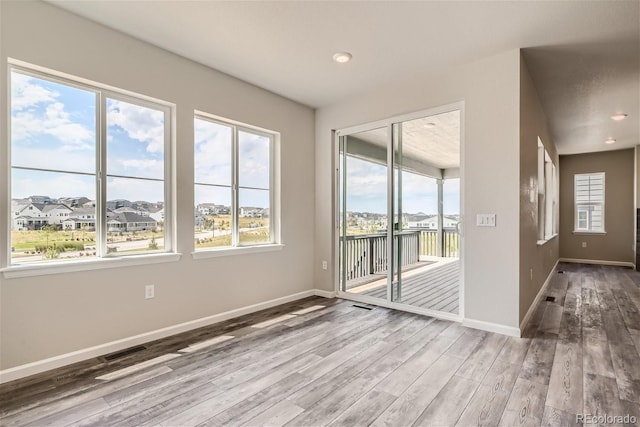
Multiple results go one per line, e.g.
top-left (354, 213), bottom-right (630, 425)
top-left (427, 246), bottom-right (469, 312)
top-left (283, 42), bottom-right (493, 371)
top-left (334, 101), bottom-right (465, 322)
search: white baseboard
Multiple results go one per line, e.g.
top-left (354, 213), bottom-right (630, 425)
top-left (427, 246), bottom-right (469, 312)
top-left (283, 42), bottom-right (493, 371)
top-left (461, 318), bottom-right (520, 337)
top-left (519, 260), bottom-right (559, 333)
top-left (559, 258), bottom-right (635, 268)
top-left (0, 289), bottom-right (317, 384)
top-left (314, 289), bottom-right (336, 298)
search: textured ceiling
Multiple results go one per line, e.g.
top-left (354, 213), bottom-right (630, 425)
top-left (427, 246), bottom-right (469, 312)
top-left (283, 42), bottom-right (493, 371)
top-left (48, 0), bottom-right (639, 155)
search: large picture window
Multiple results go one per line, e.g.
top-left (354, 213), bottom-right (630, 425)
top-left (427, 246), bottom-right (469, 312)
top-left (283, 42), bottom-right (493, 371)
top-left (9, 67), bottom-right (172, 265)
top-left (194, 114), bottom-right (275, 250)
top-left (574, 172), bottom-right (605, 232)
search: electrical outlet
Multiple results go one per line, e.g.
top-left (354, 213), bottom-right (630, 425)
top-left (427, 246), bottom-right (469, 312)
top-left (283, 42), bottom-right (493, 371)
top-left (322, 260), bottom-right (328, 270)
top-left (582, 242), bottom-right (587, 248)
top-left (145, 285), bottom-right (155, 299)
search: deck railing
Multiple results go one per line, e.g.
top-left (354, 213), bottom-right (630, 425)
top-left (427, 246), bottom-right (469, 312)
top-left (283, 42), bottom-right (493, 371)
top-left (341, 228), bottom-right (459, 282)
top-left (419, 228), bottom-right (460, 258)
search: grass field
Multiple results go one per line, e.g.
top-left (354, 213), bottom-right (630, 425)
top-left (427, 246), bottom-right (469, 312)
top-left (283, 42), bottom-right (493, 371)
top-left (195, 216), bottom-right (271, 248)
top-left (11, 214), bottom-right (270, 254)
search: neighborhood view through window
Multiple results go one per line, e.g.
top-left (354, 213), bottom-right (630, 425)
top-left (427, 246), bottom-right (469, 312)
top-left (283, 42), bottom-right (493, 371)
top-left (194, 116), bottom-right (274, 249)
top-left (10, 68), bottom-right (169, 265)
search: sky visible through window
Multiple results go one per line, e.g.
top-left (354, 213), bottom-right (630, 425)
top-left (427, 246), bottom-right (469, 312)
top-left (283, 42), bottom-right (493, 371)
top-left (11, 71), bottom-right (165, 203)
top-left (194, 118), bottom-right (270, 209)
top-left (345, 156), bottom-right (460, 215)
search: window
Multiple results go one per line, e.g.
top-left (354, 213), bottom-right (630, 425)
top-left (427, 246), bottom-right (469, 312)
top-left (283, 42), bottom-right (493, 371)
top-left (574, 172), bottom-right (605, 232)
top-left (194, 114), bottom-right (276, 250)
top-left (9, 66), bottom-right (172, 265)
top-left (537, 138), bottom-right (558, 241)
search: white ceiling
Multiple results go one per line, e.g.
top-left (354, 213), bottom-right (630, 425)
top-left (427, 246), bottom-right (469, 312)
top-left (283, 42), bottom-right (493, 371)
top-left (49, 0), bottom-right (639, 155)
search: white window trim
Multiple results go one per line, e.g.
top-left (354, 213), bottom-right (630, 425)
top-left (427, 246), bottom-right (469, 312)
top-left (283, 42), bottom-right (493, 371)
top-left (194, 112), bottom-right (280, 254)
top-left (191, 243), bottom-right (284, 260)
top-left (5, 62), bottom-right (176, 268)
top-left (537, 138), bottom-right (557, 242)
top-left (572, 231), bottom-right (607, 236)
top-left (1, 253), bottom-right (182, 279)
top-left (536, 233), bottom-right (559, 246)
top-left (573, 172), bottom-right (605, 233)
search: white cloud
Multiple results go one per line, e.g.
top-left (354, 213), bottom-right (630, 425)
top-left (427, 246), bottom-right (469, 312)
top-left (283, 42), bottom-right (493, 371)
top-left (116, 159), bottom-right (164, 179)
top-left (11, 74), bottom-right (95, 150)
top-left (107, 177), bottom-right (164, 203)
top-left (107, 99), bottom-right (165, 153)
top-left (11, 72), bottom-right (58, 111)
top-left (238, 132), bottom-right (270, 188)
top-left (194, 119), bottom-right (232, 185)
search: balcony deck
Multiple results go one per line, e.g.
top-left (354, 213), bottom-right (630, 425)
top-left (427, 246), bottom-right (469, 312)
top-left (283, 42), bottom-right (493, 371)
top-left (347, 257), bottom-right (460, 314)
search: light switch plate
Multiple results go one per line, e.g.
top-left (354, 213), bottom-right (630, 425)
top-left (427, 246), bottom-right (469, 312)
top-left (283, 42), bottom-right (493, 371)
top-left (476, 214), bottom-right (496, 227)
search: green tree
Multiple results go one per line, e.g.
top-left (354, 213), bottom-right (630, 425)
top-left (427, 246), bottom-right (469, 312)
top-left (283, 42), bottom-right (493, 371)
top-left (41, 224), bottom-right (60, 259)
top-left (148, 235), bottom-right (159, 250)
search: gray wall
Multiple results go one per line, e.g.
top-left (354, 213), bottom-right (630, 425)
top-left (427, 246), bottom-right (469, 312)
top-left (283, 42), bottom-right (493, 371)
top-left (0, 1), bottom-right (315, 369)
top-left (519, 55), bottom-right (560, 325)
top-left (315, 49), bottom-right (522, 331)
top-left (559, 149), bottom-right (635, 264)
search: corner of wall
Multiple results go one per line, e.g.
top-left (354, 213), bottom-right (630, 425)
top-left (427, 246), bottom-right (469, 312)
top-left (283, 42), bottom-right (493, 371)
top-left (518, 53), bottom-right (560, 325)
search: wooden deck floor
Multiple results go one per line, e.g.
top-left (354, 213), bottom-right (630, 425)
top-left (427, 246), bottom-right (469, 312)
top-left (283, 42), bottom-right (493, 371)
top-left (349, 258), bottom-right (460, 313)
top-left (1, 263), bottom-right (639, 426)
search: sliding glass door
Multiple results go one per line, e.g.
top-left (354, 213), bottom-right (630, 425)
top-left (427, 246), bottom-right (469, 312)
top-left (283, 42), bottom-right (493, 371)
top-left (339, 127), bottom-right (389, 302)
top-left (338, 106), bottom-right (461, 316)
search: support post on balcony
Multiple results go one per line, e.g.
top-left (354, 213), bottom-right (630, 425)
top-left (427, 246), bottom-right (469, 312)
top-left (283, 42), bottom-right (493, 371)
top-left (437, 178), bottom-right (444, 257)
top-left (369, 236), bottom-right (375, 275)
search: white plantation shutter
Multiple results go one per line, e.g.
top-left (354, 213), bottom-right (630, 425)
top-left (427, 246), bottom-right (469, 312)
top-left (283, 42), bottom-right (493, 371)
top-left (574, 173), bottom-right (605, 232)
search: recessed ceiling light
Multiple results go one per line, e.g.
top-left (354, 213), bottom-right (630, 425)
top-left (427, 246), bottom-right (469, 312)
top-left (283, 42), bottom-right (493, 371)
top-left (423, 123), bottom-right (436, 129)
top-left (611, 114), bottom-right (628, 121)
top-left (605, 138), bottom-right (616, 145)
top-left (332, 52), bottom-right (352, 63)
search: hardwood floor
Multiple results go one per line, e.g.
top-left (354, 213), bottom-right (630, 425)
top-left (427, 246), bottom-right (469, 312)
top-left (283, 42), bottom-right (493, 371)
top-left (1, 262), bottom-right (639, 426)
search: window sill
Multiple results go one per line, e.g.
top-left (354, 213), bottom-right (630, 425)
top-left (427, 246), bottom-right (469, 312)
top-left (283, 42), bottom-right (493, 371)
top-left (537, 234), bottom-right (558, 246)
top-left (1, 253), bottom-right (182, 279)
top-left (192, 244), bottom-right (284, 260)
top-left (572, 230), bottom-right (607, 235)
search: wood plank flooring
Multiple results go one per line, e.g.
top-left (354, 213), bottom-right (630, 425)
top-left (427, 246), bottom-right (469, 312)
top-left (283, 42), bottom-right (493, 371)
top-left (353, 259), bottom-right (460, 313)
top-left (1, 262), bottom-right (639, 426)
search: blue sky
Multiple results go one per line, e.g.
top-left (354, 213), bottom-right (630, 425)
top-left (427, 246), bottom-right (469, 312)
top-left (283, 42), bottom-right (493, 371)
top-left (194, 118), bottom-right (270, 208)
top-left (343, 156), bottom-right (460, 215)
top-left (11, 71), bottom-right (167, 204)
top-left (11, 71), bottom-right (454, 213)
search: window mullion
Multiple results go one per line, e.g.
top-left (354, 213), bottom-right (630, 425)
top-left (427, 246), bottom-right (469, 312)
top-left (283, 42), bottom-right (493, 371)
top-left (97, 92), bottom-right (107, 258)
top-left (232, 126), bottom-right (239, 247)
top-left (269, 134), bottom-right (275, 244)
top-left (163, 107), bottom-right (172, 253)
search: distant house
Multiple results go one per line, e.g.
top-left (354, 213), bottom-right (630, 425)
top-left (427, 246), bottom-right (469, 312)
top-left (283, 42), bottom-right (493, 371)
top-left (63, 207), bottom-right (97, 231)
top-left (113, 206), bottom-right (149, 216)
top-left (11, 199), bottom-right (30, 230)
top-left (197, 203), bottom-right (217, 215)
top-left (194, 211), bottom-right (206, 229)
top-left (107, 212), bottom-right (157, 232)
top-left (406, 215), bottom-right (459, 230)
top-left (239, 207), bottom-right (266, 218)
top-left (57, 196), bottom-right (90, 207)
top-left (13, 203), bottom-right (73, 230)
top-left (27, 195), bottom-right (51, 204)
top-left (148, 206), bottom-right (164, 223)
top-left (106, 199), bottom-right (133, 210)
